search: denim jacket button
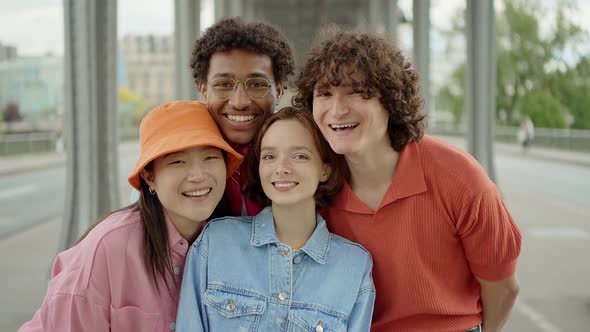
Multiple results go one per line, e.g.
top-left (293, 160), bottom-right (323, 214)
top-left (293, 255), bottom-right (302, 264)
top-left (278, 292), bottom-right (288, 301)
top-left (226, 299), bottom-right (236, 312)
top-left (315, 320), bottom-right (324, 332)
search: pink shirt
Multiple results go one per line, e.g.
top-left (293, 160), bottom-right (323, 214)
top-left (19, 206), bottom-right (189, 332)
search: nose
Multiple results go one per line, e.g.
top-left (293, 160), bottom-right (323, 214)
top-left (228, 82), bottom-right (252, 111)
top-left (275, 158), bottom-right (291, 175)
top-left (187, 164), bottom-right (206, 182)
top-left (331, 94), bottom-right (350, 117)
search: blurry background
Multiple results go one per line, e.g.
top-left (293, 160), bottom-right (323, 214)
top-left (0, 0), bottom-right (588, 330)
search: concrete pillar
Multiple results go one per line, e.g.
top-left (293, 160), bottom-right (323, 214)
top-left (174, 0), bottom-right (201, 100)
top-left (214, 0), bottom-right (226, 20)
top-left (385, 0), bottom-right (400, 42)
top-left (228, 0), bottom-right (243, 17)
top-left (243, 0), bottom-right (256, 21)
top-left (465, 1), bottom-right (496, 181)
top-left (413, 0), bottom-right (431, 116)
top-left (216, 0), bottom-right (243, 19)
top-left (368, 0), bottom-right (383, 33)
top-left (62, 0), bottom-right (119, 248)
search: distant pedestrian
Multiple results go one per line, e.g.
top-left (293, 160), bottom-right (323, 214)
top-left (517, 116), bottom-right (535, 153)
top-left (54, 127), bottom-right (64, 155)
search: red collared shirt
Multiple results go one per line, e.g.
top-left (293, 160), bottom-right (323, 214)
top-left (325, 135), bottom-right (522, 332)
top-left (226, 144), bottom-right (264, 216)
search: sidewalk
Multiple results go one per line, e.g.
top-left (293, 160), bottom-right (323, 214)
top-left (0, 217), bottom-right (62, 331)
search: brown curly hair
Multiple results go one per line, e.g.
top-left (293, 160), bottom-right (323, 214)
top-left (244, 107), bottom-right (344, 210)
top-left (190, 17), bottom-right (296, 86)
top-left (293, 26), bottom-right (426, 151)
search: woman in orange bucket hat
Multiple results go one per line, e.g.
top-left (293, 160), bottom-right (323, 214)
top-left (20, 101), bottom-right (242, 332)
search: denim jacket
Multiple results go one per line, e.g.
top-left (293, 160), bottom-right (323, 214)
top-left (177, 206), bottom-right (375, 332)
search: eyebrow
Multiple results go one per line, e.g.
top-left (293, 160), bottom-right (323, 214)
top-left (314, 80), bottom-right (366, 90)
top-left (260, 146), bottom-right (313, 153)
top-left (211, 72), bottom-right (272, 80)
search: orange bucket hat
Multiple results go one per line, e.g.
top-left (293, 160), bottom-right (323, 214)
top-left (128, 101), bottom-right (242, 191)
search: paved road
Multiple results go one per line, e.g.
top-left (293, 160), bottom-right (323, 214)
top-left (1, 140), bottom-right (589, 330)
top-left (0, 144), bottom-right (139, 238)
top-left (496, 155), bottom-right (590, 331)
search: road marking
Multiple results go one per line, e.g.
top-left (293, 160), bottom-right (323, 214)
top-left (527, 226), bottom-right (589, 239)
top-left (0, 184), bottom-right (39, 200)
top-left (514, 300), bottom-right (563, 332)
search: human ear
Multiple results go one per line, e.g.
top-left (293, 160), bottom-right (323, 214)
top-left (199, 82), bottom-right (208, 101)
top-left (140, 169), bottom-right (156, 188)
top-left (320, 164), bottom-right (331, 182)
top-left (275, 83), bottom-right (284, 104)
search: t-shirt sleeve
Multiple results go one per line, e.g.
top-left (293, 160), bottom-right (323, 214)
top-left (456, 186), bottom-right (522, 281)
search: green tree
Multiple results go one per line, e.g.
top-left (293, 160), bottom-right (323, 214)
top-left (438, 0), bottom-right (588, 129)
top-left (547, 57), bottom-right (590, 129)
top-left (517, 91), bottom-right (566, 128)
top-left (438, 65), bottom-right (465, 127)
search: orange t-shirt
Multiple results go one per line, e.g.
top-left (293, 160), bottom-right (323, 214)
top-left (325, 135), bottom-right (522, 332)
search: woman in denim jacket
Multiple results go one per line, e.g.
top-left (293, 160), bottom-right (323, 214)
top-left (177, 107), bottom-right (375, 331)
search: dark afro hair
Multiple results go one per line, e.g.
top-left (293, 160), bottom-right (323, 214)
top-left (190, 17), bottom-right (296, 86)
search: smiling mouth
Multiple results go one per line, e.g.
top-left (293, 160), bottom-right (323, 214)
top-left (329, 123), bottom-right (359, 131)
top-left (226, 114), bottom-right (256, 123)
top-left (272, 181), bottom-right (298, 189)
top-left (182, 188), bottom-right (212, 197)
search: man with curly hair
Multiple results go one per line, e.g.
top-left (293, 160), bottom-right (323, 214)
top-left (191, 17), bottom-right (295, 216)
top-left (294, 27), bottom-right (522, 332)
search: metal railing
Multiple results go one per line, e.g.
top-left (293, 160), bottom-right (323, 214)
top-left (0, 132), bottom-right (58, 157)
top-left (429, 124), bottom-right (590, 153)
top-left (2, 125), bottom-right (590, 157)
top-left (0, 128), bottom-right (140, 157)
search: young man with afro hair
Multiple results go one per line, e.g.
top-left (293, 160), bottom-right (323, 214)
top-left (191, 17), bottom-right (295, 216)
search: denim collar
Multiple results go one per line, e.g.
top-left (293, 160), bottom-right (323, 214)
top-left (251, 206), bottom-right (331, 264)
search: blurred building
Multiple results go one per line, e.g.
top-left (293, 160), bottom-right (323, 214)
top-left (118, 35), bottom-right (175, 108)
top-left (0, 55), bottom-right (64, 123)
top-left (0, 42), bottom-right (18, 62)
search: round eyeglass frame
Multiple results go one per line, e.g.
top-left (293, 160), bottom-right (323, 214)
top-left (208, 77), bottom-right (275, 100)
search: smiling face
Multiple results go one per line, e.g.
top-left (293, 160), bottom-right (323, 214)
top-left (141, 146), bottom-right (227, 231)
top-left (312, 75), bottom-right (390, 157)
top-left (258, 119), bottom-right (329, 210)
top-left (199, 49), bottom-right (283, 145)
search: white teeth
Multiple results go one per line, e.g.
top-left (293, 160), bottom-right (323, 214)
top-left (183, 188), bottom-right (212, 197)
top-left (330, 123), bottom-right (357, 129)
top-left (227, 114), bottom-right (255, 122)
top-left (274, 182), bottom-right (296, 188)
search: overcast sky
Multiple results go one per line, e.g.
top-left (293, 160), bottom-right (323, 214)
top-left (0, 0), bottom-right (211, 56)
top-left (0, 0), bottom-right (588, 56)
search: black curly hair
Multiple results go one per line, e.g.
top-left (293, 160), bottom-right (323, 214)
top-left (190, 17), bottom-right (296, 86)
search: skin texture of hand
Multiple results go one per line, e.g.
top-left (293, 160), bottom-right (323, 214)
top-left (476, 274), bottom-right (520, 332)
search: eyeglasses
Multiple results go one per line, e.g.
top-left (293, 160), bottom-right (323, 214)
top-left (209, 77), bottom-right (274, 100)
